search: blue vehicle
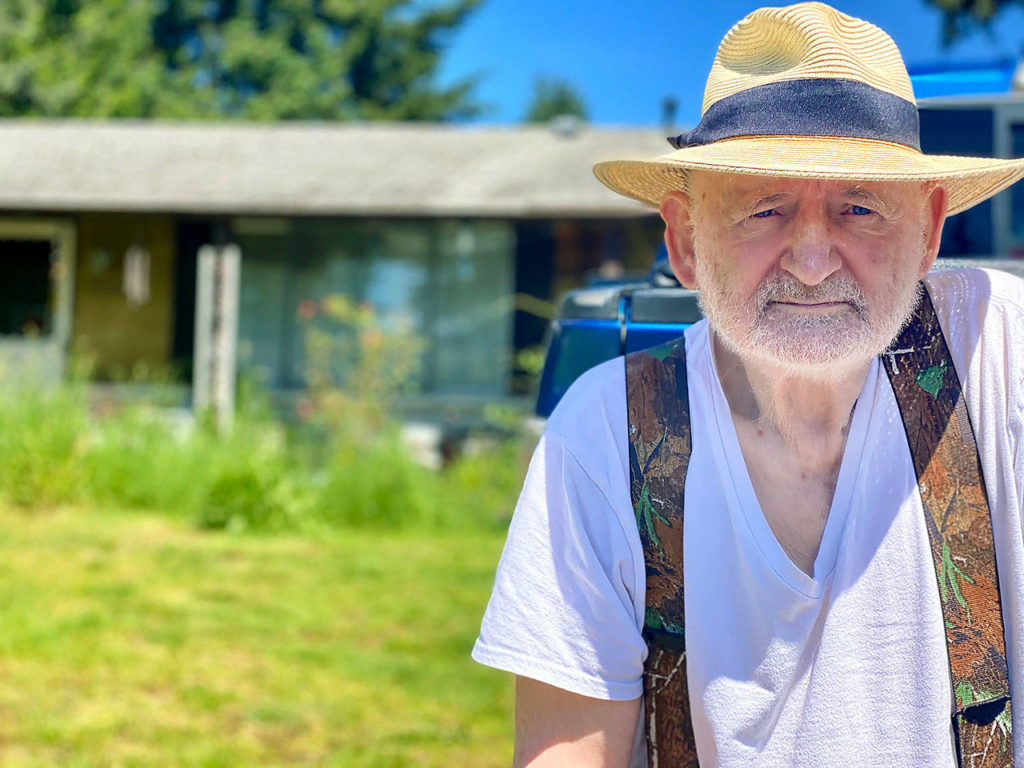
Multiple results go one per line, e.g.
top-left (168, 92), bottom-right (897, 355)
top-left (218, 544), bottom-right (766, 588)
top-left (535, 254), bottom-right (1024, 417)
top-left (535, 244), bottom-right (700, 417)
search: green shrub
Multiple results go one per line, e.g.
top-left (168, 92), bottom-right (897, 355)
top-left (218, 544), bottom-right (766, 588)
top-left (196, 468), bottom-right (296, 532)
top-left (190, 414), bottom-right (313, 532)
top-left (438, 438), bottom-right (529, 531)
top-left (85, 407), bottom-right (210, 514)
top-left (0, 296), bottom-right (531, 536)
top-left (315, 430), bottom-right (439, 529)
top-left (85, 373), bottom-right (312, 531)
top-left (0, 378), bottom-right (529, 534)
top-left (301, 294), bottom-right (422, 438)
top-left (0, 383), bottom-right (90, 509)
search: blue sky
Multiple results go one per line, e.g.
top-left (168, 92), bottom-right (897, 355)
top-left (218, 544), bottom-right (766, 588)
top-left (437, 0), bottom-right (1024, 126)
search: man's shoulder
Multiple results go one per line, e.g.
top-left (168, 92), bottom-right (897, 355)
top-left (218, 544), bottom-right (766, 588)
top-left (921, 266), bottom-right (1023, 403)
top-left (546, 323), bottom-right (711, 441)
top-left (924, 265), bottom-right (1024, 314)
top-left (546, 356), bottom-right (626, 443)
top-left (923, 266), bottom-right (1024, 348)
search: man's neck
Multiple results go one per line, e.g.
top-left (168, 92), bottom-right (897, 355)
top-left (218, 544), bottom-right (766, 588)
top-left (711, 332), bottom-right (874, 575)
top-left (712, 333), bottom-right (870, 469)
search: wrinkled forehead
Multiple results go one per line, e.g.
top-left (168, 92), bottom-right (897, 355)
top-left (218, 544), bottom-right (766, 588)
top-left (686, 170), bottom-right (930, 214)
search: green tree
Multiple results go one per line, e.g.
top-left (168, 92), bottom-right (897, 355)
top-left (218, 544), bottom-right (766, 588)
top-left (0, 0), bottom-right (481, 120)
top-left (925, 0), bottom-right (1015, 44)
top-left (524, 76), bottom-right (587, 123)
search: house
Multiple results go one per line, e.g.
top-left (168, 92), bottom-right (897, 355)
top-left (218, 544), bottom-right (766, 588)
top-left (0, 120), bottom-right (666, 412)
top-left (918, 93), bottom-right (1024, 259)
top-left (910, 59), bottom-right (1024, 259)
top-left (8, 109), bottom-right (1018, 416)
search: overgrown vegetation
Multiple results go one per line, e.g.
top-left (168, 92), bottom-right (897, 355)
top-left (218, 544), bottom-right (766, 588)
top-left (0, 295), bottom-right (533, 534)
top-left (0, 297), bottom-right (521, 765)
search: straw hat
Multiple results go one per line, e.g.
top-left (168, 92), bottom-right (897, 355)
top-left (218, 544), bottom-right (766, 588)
top-left (594, 2), bottom-right (1024, 216)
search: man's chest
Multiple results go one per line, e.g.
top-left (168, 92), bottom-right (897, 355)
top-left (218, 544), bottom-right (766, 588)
top-left (680, 432), bottom-right (956, 765)
top-left (732, 421), bottom-right (845, 577)
top-left (676, 370), bottom-right (958, 759)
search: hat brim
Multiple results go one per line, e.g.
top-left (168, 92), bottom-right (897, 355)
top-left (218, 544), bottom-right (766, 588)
top-left (593, 136), bottom-right (1024, 216)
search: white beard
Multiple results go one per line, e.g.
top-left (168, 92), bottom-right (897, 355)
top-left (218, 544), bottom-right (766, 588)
top-left (695, 262), bottom-right (923, 380)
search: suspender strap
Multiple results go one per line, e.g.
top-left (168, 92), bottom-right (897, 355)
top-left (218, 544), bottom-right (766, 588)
top-left (625, 285), bottom-right (1012, 766)
top-left (884, 285), bottom-right (1013, 768)
top-left (626, 337), bottom-right (699, 768)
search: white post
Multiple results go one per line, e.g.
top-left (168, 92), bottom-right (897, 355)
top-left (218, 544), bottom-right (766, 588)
top-left (214, 244), bottom-right (241, 433)
top-left (193, 246), bottom-right (215, 414)
top-left (192, 242), bottom-right (242, 433)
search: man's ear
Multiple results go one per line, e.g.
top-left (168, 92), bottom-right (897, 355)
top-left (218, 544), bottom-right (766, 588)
top-left (660, 191), bottom-right (699, 289)
top-left (918, 182), bottom-right (948, 278)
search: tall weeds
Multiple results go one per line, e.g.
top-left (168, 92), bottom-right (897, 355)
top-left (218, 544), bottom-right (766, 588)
top-left (0, 296), bottom-right (530, 533)
top-left (0, 381), bottom-right (90, 508)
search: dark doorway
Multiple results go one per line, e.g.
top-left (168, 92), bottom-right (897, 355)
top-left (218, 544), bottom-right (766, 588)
top-left (0, 239), bottom-right (53, 336)
top-left (172, 220), bottom-right (214, 380)
top-left (512, 222), bottom-right (556, 395)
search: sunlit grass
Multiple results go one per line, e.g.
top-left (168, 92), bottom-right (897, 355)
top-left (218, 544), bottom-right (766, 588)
top-left (0, 506), bottom-right (513, 767)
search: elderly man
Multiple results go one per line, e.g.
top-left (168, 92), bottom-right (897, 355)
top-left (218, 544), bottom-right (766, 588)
top-left (473, 3), bottom-right (1024, 767)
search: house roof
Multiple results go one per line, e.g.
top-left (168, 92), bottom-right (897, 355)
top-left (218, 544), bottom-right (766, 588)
top-left (0, 120), bottom-right (668, 219)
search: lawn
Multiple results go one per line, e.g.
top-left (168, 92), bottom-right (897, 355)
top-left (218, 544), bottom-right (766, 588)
top-left (0, 506), bottom-right (513, 767)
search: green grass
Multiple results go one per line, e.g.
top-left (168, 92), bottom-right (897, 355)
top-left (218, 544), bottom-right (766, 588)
top-left (0, 506), bottom-right (513, 767)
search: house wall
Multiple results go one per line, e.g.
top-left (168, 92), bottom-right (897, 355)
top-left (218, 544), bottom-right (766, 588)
top-left (64, 210), bottom-right (656, 400)
top-left (73, 214), bottom-right (176, 379)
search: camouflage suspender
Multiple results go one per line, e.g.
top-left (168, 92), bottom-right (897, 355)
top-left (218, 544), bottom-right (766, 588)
top-left (627, 340), bottom-right (698, 768)
top-left (885, 287), bottom-right (1012, 767)
top-left (624, 285), bottom-right (1012, 767)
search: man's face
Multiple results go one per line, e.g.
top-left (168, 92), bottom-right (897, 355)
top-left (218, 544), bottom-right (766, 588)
top-left (666, 172), bottom-right (946, 375)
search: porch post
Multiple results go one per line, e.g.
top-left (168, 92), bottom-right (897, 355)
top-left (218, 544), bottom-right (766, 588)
top-left (193, 243), bottom-right (241, 433)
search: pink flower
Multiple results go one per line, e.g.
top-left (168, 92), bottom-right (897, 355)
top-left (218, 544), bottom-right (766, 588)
top-left (295, 398), bottom-right (315, 421)
top-left (359, 328), bottom-right (383, 350)
top-left (297, 300), bottom-right (317, 320)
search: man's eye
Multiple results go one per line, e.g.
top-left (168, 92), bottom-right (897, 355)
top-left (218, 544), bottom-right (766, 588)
top-left (752, 209), bottom-right (776, 218)
top-left (848, 205), bottom-right (873, 215)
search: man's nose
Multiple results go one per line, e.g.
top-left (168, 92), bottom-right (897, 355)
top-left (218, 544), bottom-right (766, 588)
top-left (780, 213), bottom-right (841, 286)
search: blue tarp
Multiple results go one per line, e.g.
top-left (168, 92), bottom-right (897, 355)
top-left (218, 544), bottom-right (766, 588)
top-left (910, 59), bottom-right (1017, 99)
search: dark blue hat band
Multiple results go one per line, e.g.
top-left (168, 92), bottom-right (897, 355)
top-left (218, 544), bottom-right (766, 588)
top-left (669, 78), bottom-right (920, 152)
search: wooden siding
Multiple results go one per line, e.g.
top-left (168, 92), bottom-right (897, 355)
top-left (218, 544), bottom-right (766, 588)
top-left (73, 214), bottom-right (176, 379)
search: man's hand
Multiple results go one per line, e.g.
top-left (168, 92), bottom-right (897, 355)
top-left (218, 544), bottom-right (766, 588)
top-left (513, 676), bottom-right (641, 767)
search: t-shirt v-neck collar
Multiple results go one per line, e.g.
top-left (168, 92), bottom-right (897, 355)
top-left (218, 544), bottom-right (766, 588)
top-left (704, 331), bottom-right (879, 599)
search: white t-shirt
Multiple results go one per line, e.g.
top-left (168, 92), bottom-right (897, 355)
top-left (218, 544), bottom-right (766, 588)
top-left (473, 268), bottom-right (1024, 767)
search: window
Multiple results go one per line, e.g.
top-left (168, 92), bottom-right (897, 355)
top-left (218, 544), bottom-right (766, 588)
top-left (920, 107), bottom-right (994, 256)
top-left (0, 239), bottom-right (54, 336)
top-left (235, 218), bottom-right (514, 397)
top-left (1010, 123), bottom-right (1024, 249)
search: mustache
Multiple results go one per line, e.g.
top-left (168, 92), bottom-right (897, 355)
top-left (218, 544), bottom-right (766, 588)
top-left (755, 272), bottom-right (867, 314)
